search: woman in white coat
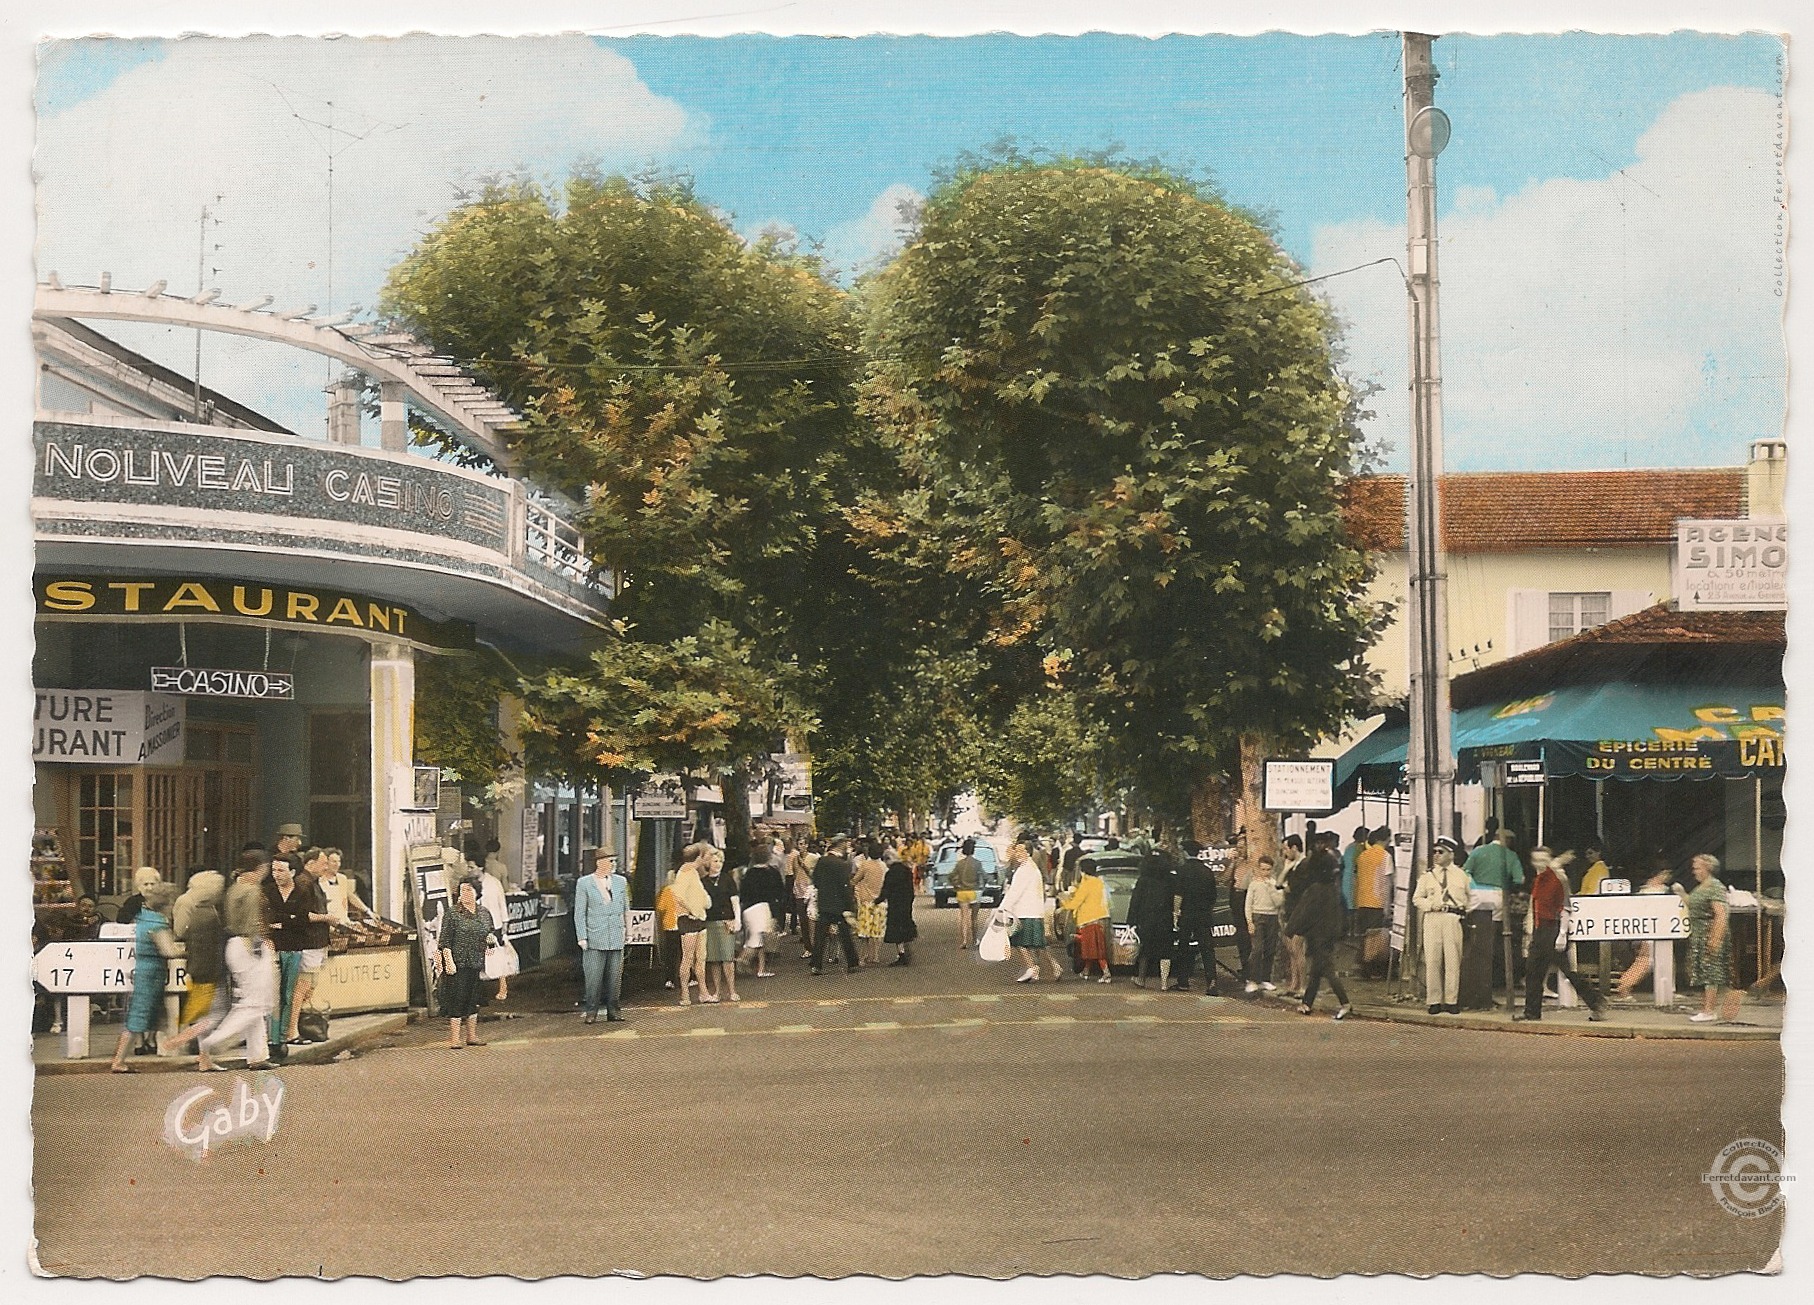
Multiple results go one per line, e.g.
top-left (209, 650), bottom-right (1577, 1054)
top-left (1001, 843), bottom-right (1063, 983)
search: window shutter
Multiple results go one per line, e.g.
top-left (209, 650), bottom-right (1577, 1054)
top-left (1608, 590), bottom-right (1653, 623)
top-left (1506, 589), bottom-right (1551, 656)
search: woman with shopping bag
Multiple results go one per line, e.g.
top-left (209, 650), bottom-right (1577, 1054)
top-left (1001, 843), bottom-right (1063, 983)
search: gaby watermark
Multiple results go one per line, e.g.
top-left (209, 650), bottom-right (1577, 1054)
top-left (1702, 1138), bottom-right (1793, 1218)
top-left (161, 1073), bottom-right (285, 1161)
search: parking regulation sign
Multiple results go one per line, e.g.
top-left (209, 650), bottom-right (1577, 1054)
top-left (1262, 759), bottom-right (1335, 812)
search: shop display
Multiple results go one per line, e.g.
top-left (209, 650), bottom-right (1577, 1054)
top-left (31, 828), bottom-right (75, 905)
top-left (328, 914), bottom-right (411, 952)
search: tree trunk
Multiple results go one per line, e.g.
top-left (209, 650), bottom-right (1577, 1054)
top-left (1189, 769), bottom-right (1232, 844)
top-left (723, 762), bottom-right (754, 869)
top-left (1235, 733), bottom-right (1279, 868)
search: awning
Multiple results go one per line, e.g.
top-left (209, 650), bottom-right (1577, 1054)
top-left (1333, 718), bottom-right (1412, 795)
top-left (1333, 681), bottom-right (1784, 788)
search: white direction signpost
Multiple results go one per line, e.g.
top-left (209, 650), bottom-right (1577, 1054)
top-left (33, 940), bottom-right (188, 1059)
top-left (1565, 893), bottom-right (1687, 1007)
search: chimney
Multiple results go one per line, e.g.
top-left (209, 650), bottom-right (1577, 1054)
top-left (1746, 439), bottom-right (1787, 518)
top-left (327, 373), bottom-right (363, 445)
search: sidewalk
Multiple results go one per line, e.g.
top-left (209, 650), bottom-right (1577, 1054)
top-left (1320, 973), bottom-right (1783, 1041)
top-left (381, 904), bottom-right (1784, 1046)
top-left (33, 1010), bottom-right (411, 1075)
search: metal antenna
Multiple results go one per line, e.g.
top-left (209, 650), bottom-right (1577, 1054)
top-left (192, 196), bottom-right (224, 420)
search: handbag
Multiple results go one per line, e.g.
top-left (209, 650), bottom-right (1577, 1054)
top-left (297, 1007), bottom-right (330, 1042)
top-left (979, 914), bottom-right (1012, 962)
top-left (483, 940), bottom-right (520, 980)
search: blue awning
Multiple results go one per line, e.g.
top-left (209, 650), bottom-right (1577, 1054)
top-left (1334, 681), bottom-right (1784, 788)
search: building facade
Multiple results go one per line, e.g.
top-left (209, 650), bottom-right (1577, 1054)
top-left (30, 281), bottom-right (612, 923)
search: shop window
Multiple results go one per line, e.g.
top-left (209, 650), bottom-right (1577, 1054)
top-left (75, 771), bottom-right (134, 897)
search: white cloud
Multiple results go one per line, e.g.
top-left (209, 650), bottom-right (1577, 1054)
top-left (819, 182), bottom-right (923, 282)
top-left (1312, 86), bottom-right (1784, 471)
top-left (35, 35), bottom-right (694, 430)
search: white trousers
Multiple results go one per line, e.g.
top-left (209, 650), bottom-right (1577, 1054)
top-left (1423, 912), bottom-right (1464, 1006)
top-left (200, 1003), bottom-right (270, 1064)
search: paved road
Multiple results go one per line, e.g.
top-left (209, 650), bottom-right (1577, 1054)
top-left (32, 904), bottom-right (1784, 1279)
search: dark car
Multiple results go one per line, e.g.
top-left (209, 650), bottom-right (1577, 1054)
top-left (929, 843), bottom-right (1003, 908)
top-left (1089, 851), bottom-right (1238, 973)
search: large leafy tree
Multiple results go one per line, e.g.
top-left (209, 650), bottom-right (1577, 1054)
top-left (866, 154), bottom-right (1385, 849)
top-left (383, 173), bottom-right (880, 858)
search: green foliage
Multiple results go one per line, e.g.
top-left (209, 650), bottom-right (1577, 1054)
top-left (516, 620), bottom-right (808, 788)
top-left (809, 647), bottom-right (991, 832)
top-left (384, 173), bottom-right (897, 804)
top-left (972, 686), bottom-right (1121, 831)
top-left (413, 648), bottom-right (514, 788)
top-left (866, 159), bottom-right (1387, 822)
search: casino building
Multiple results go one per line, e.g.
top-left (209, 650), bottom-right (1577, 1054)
top-left (30, 279), bottom-right (613, 924)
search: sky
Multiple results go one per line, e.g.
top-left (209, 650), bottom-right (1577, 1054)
top-left (31, 29), bottom-right (1785, 471)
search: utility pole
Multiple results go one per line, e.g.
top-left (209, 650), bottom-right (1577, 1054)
top-left (1402, 33), bottom-right (1456, 991)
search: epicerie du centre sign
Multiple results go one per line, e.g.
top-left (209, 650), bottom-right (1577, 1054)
top-left (34, 421), bottom-right (512, 552)
top-left (1675, 518), bottom-right (1787, 612)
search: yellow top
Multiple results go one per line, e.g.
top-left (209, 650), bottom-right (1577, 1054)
top-left (1060, 875), bottom-right (1111, 926)
top-left (655, 884), bottom-right (679, 931)
top-left (1580, 860), bottom-right (1609, 895)
top-left (1355, 845), bottom-right (1388, 909)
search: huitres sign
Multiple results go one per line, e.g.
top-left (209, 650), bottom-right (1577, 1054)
top-left (36, 575), bottom-right (473, 650)
top-left (1675, 518), bottom-right (1787, 611)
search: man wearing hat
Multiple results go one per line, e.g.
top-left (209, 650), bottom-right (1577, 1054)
top-left (1412, 837), bottom-right (1471, 1014)
top-left (273, 822), bottom-right (305, 861)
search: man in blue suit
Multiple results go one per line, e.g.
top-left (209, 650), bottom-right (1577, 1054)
top-left (573, 847), bottom-right (630, 1023)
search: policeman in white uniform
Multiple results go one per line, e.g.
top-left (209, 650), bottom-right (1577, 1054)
top-left (1412, 836), bottom-right (1470, 1015)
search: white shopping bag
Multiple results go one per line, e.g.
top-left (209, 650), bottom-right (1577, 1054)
top-left (979, 914), bottom-right (1012, 962)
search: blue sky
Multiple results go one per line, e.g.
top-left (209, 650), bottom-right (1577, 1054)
top-left (31, 30), bottom-right (1786, 471)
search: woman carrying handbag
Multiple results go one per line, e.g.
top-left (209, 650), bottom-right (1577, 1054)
top-left (1000, 843), bottom-right (1063, 983)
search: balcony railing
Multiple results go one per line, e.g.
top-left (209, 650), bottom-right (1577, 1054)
top-left (523, 497), bottom-right (607, 594)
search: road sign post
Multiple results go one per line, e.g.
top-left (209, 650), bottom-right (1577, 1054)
top-left (32, 940), bottom-right (189, 1059)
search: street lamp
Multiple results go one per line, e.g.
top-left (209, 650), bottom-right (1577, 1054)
top-left (1402, 36), bottom-right (1458, 1000)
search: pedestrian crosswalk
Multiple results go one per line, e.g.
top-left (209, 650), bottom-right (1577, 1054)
top-left (457, 989), bottom-right (1279, 1053)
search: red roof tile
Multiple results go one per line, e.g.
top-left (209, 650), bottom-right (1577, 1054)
top-left (1343, 468), bottom-right (1746, 553)
top-left (1450, 602), bottom-right (1784, 708)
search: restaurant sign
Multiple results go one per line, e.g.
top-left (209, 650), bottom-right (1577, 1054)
top-left (33, 689), bottom-right (184, 765)
top-left (37, 575), bottom-right (473, 650)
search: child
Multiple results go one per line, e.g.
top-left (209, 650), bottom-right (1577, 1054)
top-left (1244, 855), bottom-right (1283, 994)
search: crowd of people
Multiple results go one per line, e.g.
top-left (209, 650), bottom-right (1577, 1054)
top-left (63, 812), bottom-right (1759, 1069)
top-left (646, 833), bottom-right (924, 1001)
top-left (81, 821), bottom-right (431, 1070)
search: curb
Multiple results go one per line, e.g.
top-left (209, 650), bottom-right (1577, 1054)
top-left (33, 1012), bottom-right (411, 1076)
top-left (1333, 1003), bottom-right (1778, 1041)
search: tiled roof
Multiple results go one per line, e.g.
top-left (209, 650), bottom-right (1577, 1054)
top-left (1552, 604), bottom-right (1785, 647)
top-left (1343, 468), bottom-right (1746, 552)
top-left (1451, 602), bottom-right (1784, 708)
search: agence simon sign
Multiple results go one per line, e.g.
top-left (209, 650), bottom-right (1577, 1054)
top-left (34, 421), bottom-right (511, 551)
top-left (36, 576), bottom-right (473, 650)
